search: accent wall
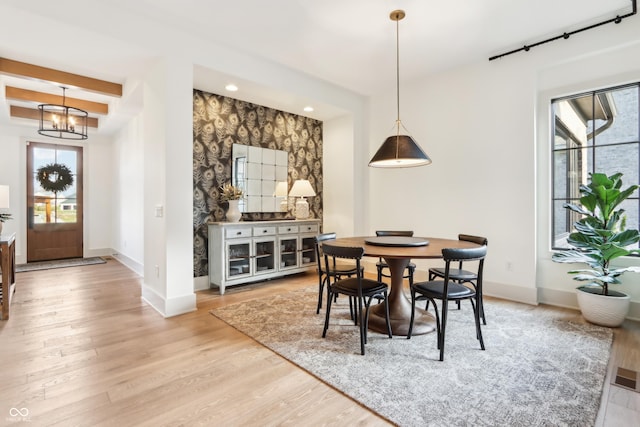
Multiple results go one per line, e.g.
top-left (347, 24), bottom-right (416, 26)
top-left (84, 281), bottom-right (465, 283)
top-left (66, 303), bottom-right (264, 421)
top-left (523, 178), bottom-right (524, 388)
top-left (192, 90), bottom-right (323, 277)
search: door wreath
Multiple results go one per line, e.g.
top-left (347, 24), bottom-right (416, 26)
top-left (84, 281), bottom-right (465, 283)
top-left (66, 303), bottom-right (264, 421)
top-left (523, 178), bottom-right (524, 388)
top-left (36, 163), bottom-right (74, 193)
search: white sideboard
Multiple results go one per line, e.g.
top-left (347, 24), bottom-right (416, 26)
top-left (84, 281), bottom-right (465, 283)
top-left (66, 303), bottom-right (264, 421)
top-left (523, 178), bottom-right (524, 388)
top-left (208, 219), bottom-right (320, 294)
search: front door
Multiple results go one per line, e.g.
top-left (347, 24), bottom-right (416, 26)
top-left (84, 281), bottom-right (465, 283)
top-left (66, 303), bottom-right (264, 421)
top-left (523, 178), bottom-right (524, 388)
top-left (27, 142), bottom-right (83, 261)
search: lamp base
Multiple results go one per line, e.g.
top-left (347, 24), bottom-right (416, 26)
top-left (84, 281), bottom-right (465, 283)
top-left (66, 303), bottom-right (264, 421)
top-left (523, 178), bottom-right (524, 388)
top-left (280, 199), bottom-right (288, 212)
top-left (295, 198), bottom-right (310, 219)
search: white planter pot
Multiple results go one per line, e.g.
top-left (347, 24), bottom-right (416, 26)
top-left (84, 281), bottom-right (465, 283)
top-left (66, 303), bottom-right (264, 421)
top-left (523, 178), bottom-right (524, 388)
top-left (225, 200), bottom-right (242, 222)
top-left (576, 287), bottom-right (630, 327)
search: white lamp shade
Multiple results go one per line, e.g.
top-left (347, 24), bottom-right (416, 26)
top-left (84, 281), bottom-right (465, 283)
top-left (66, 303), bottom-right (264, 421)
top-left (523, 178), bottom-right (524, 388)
top-left (0, 185), bottom-right (9, 209)
top-left (288, 180), bottom-right (316, 197)
top-left (273, 181), bottom-right (288, 197)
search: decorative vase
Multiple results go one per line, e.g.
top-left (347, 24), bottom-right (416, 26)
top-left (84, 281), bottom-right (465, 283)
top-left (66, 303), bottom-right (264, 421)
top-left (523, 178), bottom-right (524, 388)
top-left (226, 199), bottom-right (242, 222)
top-left (576, 286), bottom-right (630, 327)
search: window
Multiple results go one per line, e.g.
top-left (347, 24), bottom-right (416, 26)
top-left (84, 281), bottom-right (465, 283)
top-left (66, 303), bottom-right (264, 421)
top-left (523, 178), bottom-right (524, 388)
top-left (551, 83), bottom-right (640, 249)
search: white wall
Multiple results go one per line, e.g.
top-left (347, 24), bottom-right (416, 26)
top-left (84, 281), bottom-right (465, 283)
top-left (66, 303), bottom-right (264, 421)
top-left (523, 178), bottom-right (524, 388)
top-left (82, 134), bottom-right (114, 257)
top-left (138, 58), bottom-right (196, 317)
top-left (367, 20), bottom-right (640, 316)
top-left (323, 115), bottom-right (357, 237)
top-left (111, 111), bottom-right (145, 275)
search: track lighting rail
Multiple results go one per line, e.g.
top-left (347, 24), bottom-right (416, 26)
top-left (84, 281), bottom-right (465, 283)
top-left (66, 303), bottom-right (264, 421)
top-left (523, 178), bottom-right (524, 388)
top-left (489, 0), bottom-right (637, 61)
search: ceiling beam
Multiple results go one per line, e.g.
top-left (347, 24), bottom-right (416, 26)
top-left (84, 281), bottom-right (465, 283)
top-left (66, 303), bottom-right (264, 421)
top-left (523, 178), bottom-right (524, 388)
top-left (5, 87), bottom-right (109, 115)
top-left (0, 57), bottom-right (122, 97)
top-left (10, 106), bottom-right (99, 129)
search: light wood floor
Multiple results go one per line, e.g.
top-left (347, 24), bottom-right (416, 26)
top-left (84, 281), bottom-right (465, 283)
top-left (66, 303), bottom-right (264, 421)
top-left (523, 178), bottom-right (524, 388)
top-left (1, 258), bottom-right (638, 426)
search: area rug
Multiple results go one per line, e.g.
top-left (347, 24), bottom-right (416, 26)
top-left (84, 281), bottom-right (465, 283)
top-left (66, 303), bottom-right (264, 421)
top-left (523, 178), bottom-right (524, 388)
top-left (211, 287), bottom-right (613, 427)
top-left (16, 256), bottom-right (106, 272)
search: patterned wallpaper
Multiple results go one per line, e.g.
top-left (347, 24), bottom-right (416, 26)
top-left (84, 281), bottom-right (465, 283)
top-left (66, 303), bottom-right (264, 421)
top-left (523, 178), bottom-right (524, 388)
top-left (193, 90), bottom-right (324, 277)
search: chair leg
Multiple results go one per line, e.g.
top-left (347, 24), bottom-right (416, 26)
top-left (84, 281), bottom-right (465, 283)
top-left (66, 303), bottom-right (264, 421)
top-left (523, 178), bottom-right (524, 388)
top-left (322, 289), bottom-right (334, 338)
top-left (407, 289), bottom-right (417, 339)
top-left (316, 274), bottom-right (326, 314)
top-left (383, 291), bottom-right (392, 338)
top-left (431, 299), bottom-right (441, 348)
top-left (439, 299), bottom-right (449, 361)
top-left (348, 295), bottom-right (355, 322)
top-left (352, 297), bottom-right (359, 326)
top-left (358, 296), bottom-right (365, 355)
top-left (363, 296), bottom-right (373, 345)
top-left (471, 298), bottom-right (485, 350)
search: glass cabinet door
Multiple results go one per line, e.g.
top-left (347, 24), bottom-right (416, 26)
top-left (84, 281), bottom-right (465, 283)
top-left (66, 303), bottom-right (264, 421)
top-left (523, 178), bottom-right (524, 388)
top-left (254, 238), bottom-right (275, 275)
top-left (226, 239), bottom-right (251, 279)
top-left (299, 235), bottom-right (316, 267)
top-left (279, 237), bottom-right (298, 269)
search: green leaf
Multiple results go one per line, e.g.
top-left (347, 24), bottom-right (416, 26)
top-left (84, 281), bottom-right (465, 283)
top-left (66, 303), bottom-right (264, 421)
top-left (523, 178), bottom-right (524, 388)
top-left (611, 229), bottom-right (640, 247)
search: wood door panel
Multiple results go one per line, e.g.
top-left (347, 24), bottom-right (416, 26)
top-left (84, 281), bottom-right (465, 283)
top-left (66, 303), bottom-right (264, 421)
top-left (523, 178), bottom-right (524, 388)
top-left (27, 227), bottom-right (82, 260)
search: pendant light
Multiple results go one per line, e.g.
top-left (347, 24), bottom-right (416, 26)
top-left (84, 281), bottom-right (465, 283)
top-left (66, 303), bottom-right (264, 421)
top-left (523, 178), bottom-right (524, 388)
top-left (369, 10), bottom-right (431, 168)
top-left (38, 87), bottom-right (88, 140)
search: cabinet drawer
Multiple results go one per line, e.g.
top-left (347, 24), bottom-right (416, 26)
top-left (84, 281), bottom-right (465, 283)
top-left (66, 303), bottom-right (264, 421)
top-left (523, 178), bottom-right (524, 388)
top-left (225, 227), bottom-right (252, 239)
top-left (299, 223), bottom-right (319, 233)
top-left (253, 226), bottom-right (276, 236)
top-left (278, 225), bottom-right (299, 234)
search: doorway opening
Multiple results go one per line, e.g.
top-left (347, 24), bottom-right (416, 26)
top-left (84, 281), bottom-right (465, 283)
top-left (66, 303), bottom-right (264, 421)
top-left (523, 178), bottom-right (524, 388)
top-left (27, 142), bottom-right (83, 262)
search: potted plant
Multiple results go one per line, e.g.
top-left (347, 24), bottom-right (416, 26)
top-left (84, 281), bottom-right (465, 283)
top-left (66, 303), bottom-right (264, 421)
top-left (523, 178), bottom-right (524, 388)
top-left (220, 183), bottom-right (243, 222)
top-left (552, 172), bottom-right (640, 327)
top-left (0, 212), bottom-right (11, 235)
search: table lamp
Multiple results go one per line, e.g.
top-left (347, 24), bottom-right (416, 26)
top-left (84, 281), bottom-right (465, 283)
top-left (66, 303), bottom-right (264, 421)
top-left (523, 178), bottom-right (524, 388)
top-left (273, 181), bottom-right (289, 212)
top-left (0, 185), bottom-right (9, 235)
top-left (289, 179), bottom-right (316, 219)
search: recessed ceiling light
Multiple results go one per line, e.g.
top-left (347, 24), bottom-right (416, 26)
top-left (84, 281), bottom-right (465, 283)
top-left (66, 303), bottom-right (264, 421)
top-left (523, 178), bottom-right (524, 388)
top-left (303, 106), bottom-right (314, 112)
top-left (225, 84), bottom-right (238, 92)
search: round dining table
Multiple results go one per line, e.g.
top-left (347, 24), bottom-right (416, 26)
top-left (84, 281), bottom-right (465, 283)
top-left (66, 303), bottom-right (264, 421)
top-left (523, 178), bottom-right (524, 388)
top-left (325, 236), bottom-right (482, 336)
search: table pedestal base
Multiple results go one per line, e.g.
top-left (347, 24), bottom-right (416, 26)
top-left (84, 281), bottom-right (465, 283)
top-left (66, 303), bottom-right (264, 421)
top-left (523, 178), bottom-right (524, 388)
top-left (368, 257), bottom-right (436, 336)
top-left (368, 304), bottom-right (435, 336)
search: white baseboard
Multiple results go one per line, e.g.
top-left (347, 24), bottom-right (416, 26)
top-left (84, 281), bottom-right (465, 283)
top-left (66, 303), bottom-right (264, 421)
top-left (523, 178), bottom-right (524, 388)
top-left (194, 275), bottom-right (209, 291)
top-left (141, 282), bottom-right (197, 318)
top-left (483, 280), bottom-right (538, 305)
top-left (110, 250), bottom-right (144, 276)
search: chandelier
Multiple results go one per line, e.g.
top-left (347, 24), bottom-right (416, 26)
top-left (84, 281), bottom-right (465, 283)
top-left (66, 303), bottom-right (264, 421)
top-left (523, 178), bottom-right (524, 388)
top-left (369, 10), bottom-right (431, 168)
top-left (38, 87), bottom-right (88, 140)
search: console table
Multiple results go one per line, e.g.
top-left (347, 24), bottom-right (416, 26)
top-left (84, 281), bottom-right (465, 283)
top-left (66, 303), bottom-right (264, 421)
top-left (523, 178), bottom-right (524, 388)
top-left (1, 232), bottom-right (16, 320)
top-left (208, 219), bottom-right (320, 294)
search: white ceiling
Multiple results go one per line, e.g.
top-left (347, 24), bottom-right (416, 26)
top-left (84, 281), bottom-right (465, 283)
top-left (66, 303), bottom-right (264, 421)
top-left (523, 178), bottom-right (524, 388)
top-left (0, 0), bottom-right (634, 132)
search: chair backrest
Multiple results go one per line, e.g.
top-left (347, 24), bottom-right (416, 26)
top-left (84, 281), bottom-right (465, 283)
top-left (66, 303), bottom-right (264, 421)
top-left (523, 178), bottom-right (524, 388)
top-left (314, 232), bottom-right (337, 272)
top-left (459, 234), bottom-right (488, 246)
top-left (441, 246), bottom-right (487, 283)
top-left (376, 230), bottom-right (414, 237)
top-left (322, 243), bottom-right (364, 284)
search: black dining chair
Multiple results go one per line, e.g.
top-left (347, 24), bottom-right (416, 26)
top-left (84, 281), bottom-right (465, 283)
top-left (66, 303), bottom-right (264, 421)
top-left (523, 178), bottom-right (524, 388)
top-left (407, 245), bottom-right (487, 361)
top-left (314, 233), bottom-right (363, 315)
top-left (375, 230), bottom-right (416, 286)
top-left (427, 234), bottom-right (489, 324)
top-left (322, 243), bottom-right (392, 355)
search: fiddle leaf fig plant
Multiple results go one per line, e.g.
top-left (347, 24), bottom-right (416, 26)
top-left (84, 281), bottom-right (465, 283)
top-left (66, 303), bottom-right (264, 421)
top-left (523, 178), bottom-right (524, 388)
top-left (552, 172), bottom-right (640, 296)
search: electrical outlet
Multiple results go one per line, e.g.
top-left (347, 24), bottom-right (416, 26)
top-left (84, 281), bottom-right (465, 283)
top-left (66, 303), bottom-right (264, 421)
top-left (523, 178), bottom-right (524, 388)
top-left (155, 265), bottom-right (160, 278)
top-left (506, 261), bottom-right (513, 271)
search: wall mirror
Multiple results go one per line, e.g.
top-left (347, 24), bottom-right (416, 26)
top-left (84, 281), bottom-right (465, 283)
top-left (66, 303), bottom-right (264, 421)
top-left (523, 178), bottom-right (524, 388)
top-left (232, 143), bottom-right (288, 213)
